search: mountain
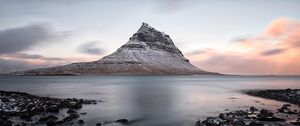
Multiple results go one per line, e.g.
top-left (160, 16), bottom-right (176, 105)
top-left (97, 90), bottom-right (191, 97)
top-left (10, 23), bottom-right (218, 75)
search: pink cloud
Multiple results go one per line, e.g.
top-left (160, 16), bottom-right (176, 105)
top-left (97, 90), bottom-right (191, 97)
top-left (187, 18), bottom-right (300, 75)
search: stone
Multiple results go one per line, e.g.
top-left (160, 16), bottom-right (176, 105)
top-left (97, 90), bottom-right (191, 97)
top-left (0, 117), bottom-right (12, 126)
top-left (290, 121), bottom-right (300, 125)
top-left (250, 106), bottom-right (258, 112)
top-left (258, 117), bottom-right (285, 122)
top-left (63, 113), bottom-right (80, 122)
top-left (19, 112), bottom-right (33, 121)
top-left (47, 105), bottom-right (59, 113)
top-left (218, 113), bottom-right (225, 120)
top-left (67, 109), bottom-right (77, 114)
top-left (195, 120), bottom-right (202, 126)
top-left (78, 119), bottom-right (85, 124)
top-left (80, 112), bottom-right (87, 115)
top-left (46, 119), bottom-right (56, 126)
top-left (39, 115), bottom-right (58, 122)
top-left (115, 119), bottom-right (129, 124)
top-left (258, 109), bottom-right (274, 118)
top-left (201, 117), bottom-right (223, 126)
top-left (248, 121), bottom-right (264, 126)
top-left (1, 97), bottom-right (10, 102)
top-left (233, 120), bottom-right (246, 126)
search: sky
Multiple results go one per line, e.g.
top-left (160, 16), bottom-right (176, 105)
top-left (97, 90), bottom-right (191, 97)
top-left (0, 0), bottom-right (299, 75)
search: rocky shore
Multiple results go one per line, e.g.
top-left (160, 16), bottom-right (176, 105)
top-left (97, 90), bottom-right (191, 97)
top-left (0, 90), bottom-right (98, 126)
top-left (2, 89), bottom-right (300, 126)
top-left (196, 105), bottom-right (300, 126)
top-left (243, 89), bottom-right (300, 106)
top-left (196, 89), bottom-right (300, 126)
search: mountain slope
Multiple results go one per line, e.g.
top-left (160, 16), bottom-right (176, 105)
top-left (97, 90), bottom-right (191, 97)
top-left (11, 23), bottom-right (217, 75)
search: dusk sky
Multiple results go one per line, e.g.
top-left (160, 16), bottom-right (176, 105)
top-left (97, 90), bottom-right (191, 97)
top-left (0, 0), bottom-right (300, 75)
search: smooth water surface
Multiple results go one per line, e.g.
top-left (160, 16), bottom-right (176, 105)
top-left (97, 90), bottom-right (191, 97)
top-left (0, 75), bottom-right (299, 126)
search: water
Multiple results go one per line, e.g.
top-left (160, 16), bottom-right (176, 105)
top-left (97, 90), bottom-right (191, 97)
top-left (0, 75), bottom-right (299, 126)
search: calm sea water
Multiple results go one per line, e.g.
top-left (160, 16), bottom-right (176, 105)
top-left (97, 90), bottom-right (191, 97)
top-left (0, 75), bottom-right (299, 126)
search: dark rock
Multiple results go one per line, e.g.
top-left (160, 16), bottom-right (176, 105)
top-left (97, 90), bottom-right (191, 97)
top-left (63, 113), bottom-right (80, 122)
top-left (248, 121), bottom-right (264, 126)
top-left (218, 113), bottom-right (225, 120)
top-left (96, 123), bottom-right (102, 126)
top-left (279, 104), bottom-right (292, 113)
top-left (244, 89), bottom-right (300, 106)
top-left (39, 115), bottom-right (58, 122)
top-left (78, 119), bottom-right (85, 124)
top-left (55, 120), bottom-right (64, 125)
top-left (55, 113), bottom-right (80, 125)
top-left (250, 106), bottom-right (258, 113)
top-left (67, 109), bottom-right (77, 114)
top-left (235, 110), bottom-right (248, 117)
top-left (115, 119), bottom-right (129, 124)
top-left (195, 120), bottom-right (202, 126)
top-left (258, 109), bottom-right (274, 118)
top-left (47, 105), bottom-right (59, 113)
top-left (80, 112), bottom-right (87, 115)
top-left (201, 117), bottom-right (223, 126)
top-left (1, 97), bottom-right (10, 102)
top-left (290, 121), bottom-right (300, 125)
top-left (19, 112), bottom-right (33, 121)
top-left (0, 118), bottom-right (12, 126)
top-left (46, 119), bottom-right (56, 126)
top-left (258, 117), bottom-right (285, 122)
top-left (233, 120), bottom-right (246, 126)
top-left (26, 103), bottom-right (35, 111)
top-left (69, 102), bottom-right (82, 109)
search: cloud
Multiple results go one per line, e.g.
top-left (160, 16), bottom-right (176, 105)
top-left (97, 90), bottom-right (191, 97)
top-left (186, 50), bottom-right (205, 55)
top-left (187, 18), bottom-right (300, 75)
top-left (0, 54), bottom-right (66, 73)
top-left (0, 59), bottom-right (36, 73)
top-left (0, 23), bottom-right (67, 54)
top-left (0, 53), bottom-right (63, 61)
top-left (266, 18), bottom-right (300, 37)
top-left (78, 41), bottom-right (104, 55)
top-left (152, 0), bottom-right (199, 13)
top-left (0, 52), bottom-right (99, 73)
top-left (261, 48), bottom-right (285, 56)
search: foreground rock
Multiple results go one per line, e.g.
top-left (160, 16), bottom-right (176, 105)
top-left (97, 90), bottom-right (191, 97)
top-left (243, 89), bottom-right (300, 106)
top-left (9, 23), bottom-right (218, 75)
top-left (196, 106), bottom-right (300, 126)
top-left (0, 90), bottom-right (98, 125)
top-left (197, 89), bottom-right (300, 126)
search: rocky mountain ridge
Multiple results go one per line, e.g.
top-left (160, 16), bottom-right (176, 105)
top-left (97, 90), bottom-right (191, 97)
top-left (10, 23), bottom-right (217, 75)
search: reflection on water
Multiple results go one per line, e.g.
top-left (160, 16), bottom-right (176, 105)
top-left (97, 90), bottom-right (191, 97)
top-left (128, 80), bottom-right (179, 126)
top-left (0, 75), bottom-right (299, 126)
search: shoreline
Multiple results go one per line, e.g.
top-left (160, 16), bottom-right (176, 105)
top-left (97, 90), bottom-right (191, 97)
top-left (0, 90), bottom-right (98, 126)
top-left (196, 89), bottom-right (300, 126)
top-left (243, 89), bottom-right (300, 106)
top-left (1, 89), bottom-right (300, 126)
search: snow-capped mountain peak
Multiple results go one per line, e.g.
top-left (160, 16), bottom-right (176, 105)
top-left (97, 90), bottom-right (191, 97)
top-left (10, 23), bottom-right (217, 75)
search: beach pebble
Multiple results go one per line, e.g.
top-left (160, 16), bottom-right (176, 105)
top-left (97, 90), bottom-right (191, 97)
top-left (67, 109), bottom-right (77, 114)
top-left (78, 119), bottom-right (85, 124)
top-left (115, 119), bottom-right (129, 124)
